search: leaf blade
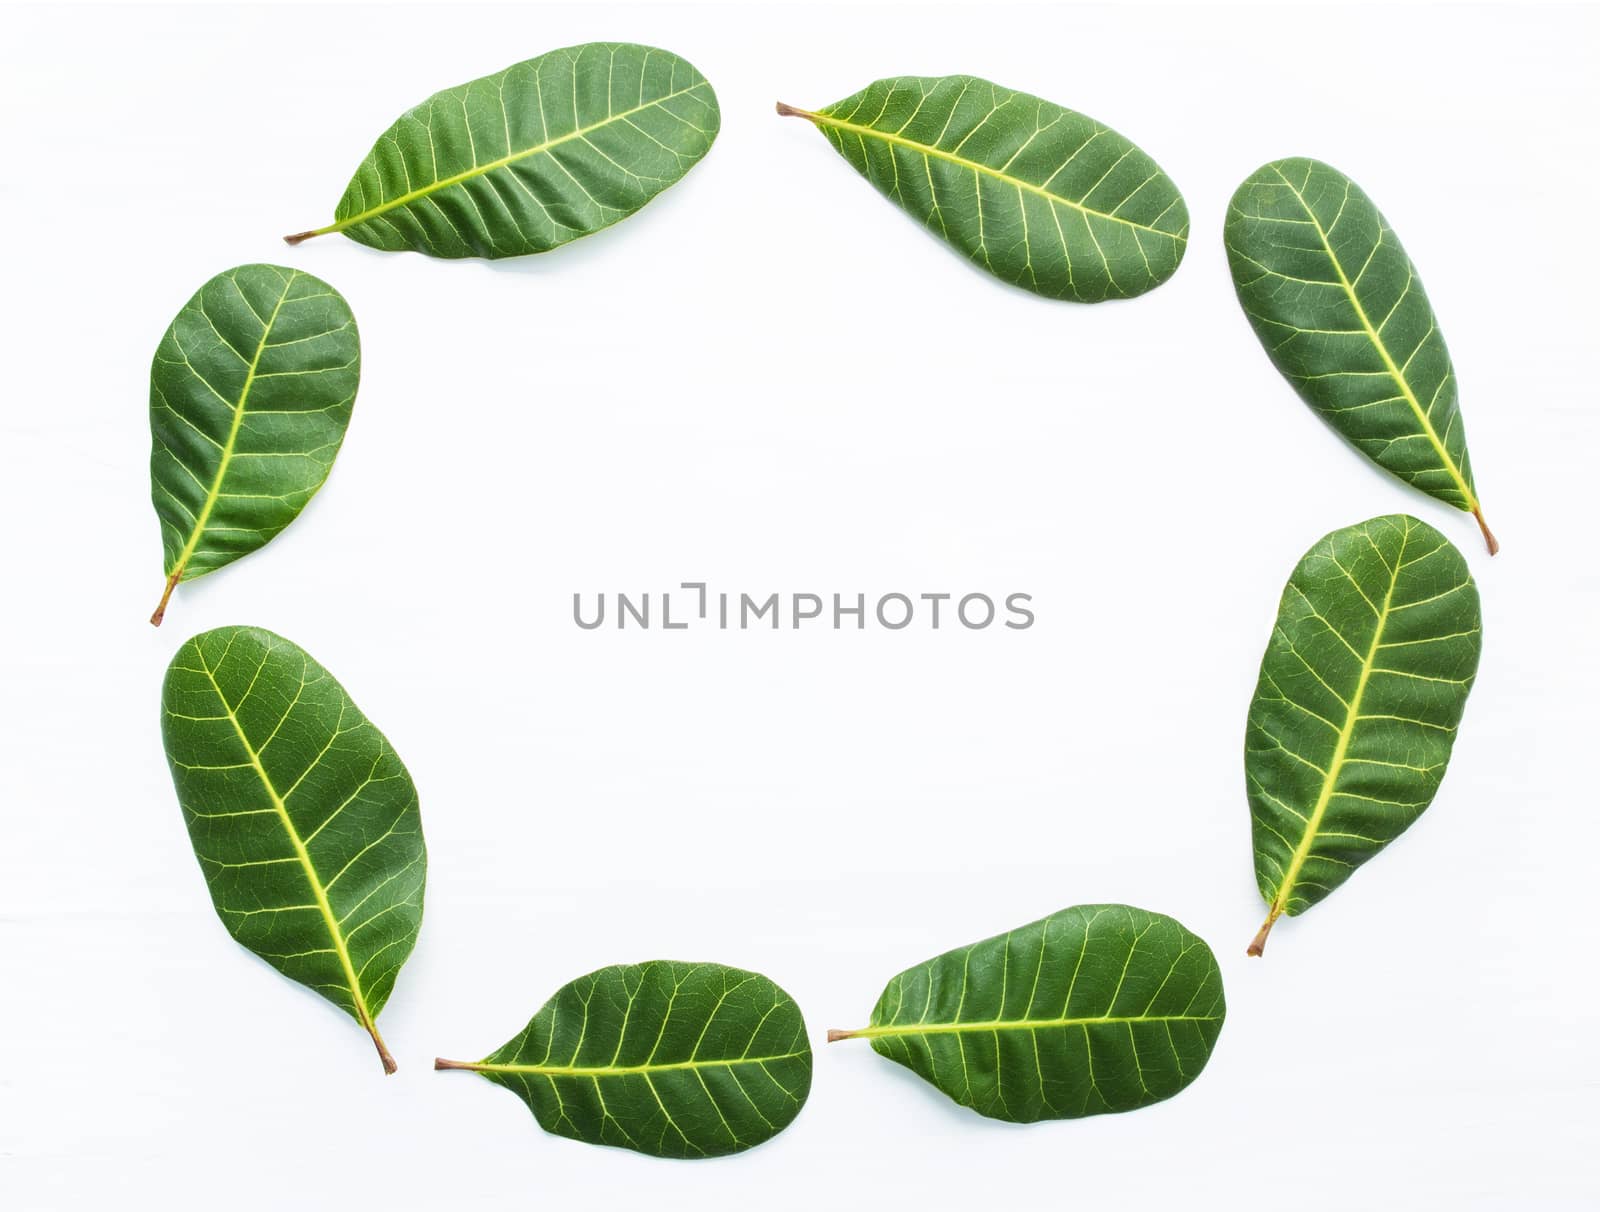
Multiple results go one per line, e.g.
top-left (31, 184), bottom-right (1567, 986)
top-left (780, 76), bottom-right (1188, 300)
top-left (837, 906), bottom-right (1224, 1121)
top-left (162, 626), bottom-right (426, 1072)
top-left (292, 43), bottom-right (719, 259)
top-left (438, 961), bottom-right (812, 1157)
top-left (148, 264), bottom-right (359, 624)
top-left (1246, 515), bottom-right (1482, 954)
top-left (1225, 159), bottom-right (1495, 552)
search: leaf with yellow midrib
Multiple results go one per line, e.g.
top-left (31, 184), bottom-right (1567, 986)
top-left (1226, 158), bottom-right (1497, 554)
top-left (148, 264), bottom-right (359, 626)
top-left (1245, 515), bottom-right (1481, 955)
top-left (831, 905), bottom-right (1224, 1121)
top-left (286, 43), bottom-right (719, 260)
top-left (778, 75), bottom-right (1188, 301)
top-left (435, 961), bottom-right (811, 1157)
top-left (161, 626), bottom-right (425, 1072)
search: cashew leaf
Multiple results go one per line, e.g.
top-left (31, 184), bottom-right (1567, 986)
top-left (1226, 159), bottom-right (1496, 553)
top-left (287, 43), bottom-right (719, 259)
top-left (436, 961), bottom-right (811, 1157)
top-left (832, 905), bottom-right (1224, 1120)
top-left (1246, 515), bottom-right (1481, 955)
top-left (148, 264), bottom-right (358, 625)
top-left (778, 75), bottom-right (1188, 301)
top-left (162, 626), bottom-right (425, 1072)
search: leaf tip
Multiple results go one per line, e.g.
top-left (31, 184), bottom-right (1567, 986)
top-left (1473, 506), bottom-right (1499, 556)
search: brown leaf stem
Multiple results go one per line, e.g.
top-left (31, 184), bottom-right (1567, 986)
top-left (367, 1023), bottom-right (398, 1074)
top-left (1473, 506), bottom-right (1499, 556)
top-left (775, 101), bottom-right (819, 121)
top-left (1247, 907), bottom-right (1283, 958)
top-left (149, 571), bottom-right (180, 627)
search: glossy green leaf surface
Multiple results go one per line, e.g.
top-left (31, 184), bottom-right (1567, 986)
top-left (148, 264), bottom-right (358, 625)
top-left (288, 43), bottom-right (719, 259)
top-left (1246, 516), bottom-right (1481, 955)
top-left (1225, 159), bottom-right (1496, 553)
top-left (162, 627), bottom-right (425, 1072)
top-left (436, 961), bottom-right (811, 1157)
top-left (833, 906), bottom-right (1224, 1121)
top-left (778, 76), bottom-right (1188, 300)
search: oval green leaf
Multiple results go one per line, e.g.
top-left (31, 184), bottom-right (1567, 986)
top-left (436, 961), bottom-right (812, 1157)
top-left (777, 76), bottom-right (1188, 301)
top-left (148, 264), bottom-right (359, 625)
top-left (1225, 158), bottom-right (1497, 553)
top-left (831, 905), bottom-right (1224, 1121)
top-left (162, 626), bottom-right (426, 1073)
top-left (286, 43), bottom-right (720, 259)
top-left (1246, 515), bottom-right (1481, 956)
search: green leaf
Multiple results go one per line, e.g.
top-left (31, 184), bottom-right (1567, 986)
top-left (1225, 158), bottom-right (1497, 554)
top-left (777, 77), bottom-right (1188, 301)
top-left (831, 905), bottom-right (1224, 1121)
top-left (436, 961), bottom-right (812, 1157)
top-left (1246, 515), bottom-right (1481, 956)
top-left (286, 43), bottom-right (719, 259)
top-left (161, 626), bottom-right (426, 1073)
top-left (148, 264), bottom-right (359, 626)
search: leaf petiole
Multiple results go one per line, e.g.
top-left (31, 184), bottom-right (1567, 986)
top-left (368, 1023), bottom-right (398, 1075)
top-left (1473, 507), bottom-right (1500, 556)
top-left (1247, 908), bottom-right (1282, 957)
top-left (150, 570), bottom-right (180, 627)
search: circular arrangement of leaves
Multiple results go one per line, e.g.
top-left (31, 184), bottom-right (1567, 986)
top-left (150, 41), bottom-right (1489, 1160)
